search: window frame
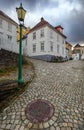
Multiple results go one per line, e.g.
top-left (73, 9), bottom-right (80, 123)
top-left (50, 41), bottom-right (53, 52)
top-left (0, 18), bottom-right (2, 28)
top-left (57, 44), bottom-right (60, 53)
top-left (7, 35), bottom-right (12, 41)
top-left (50, 30), bottom-right (53, 39)
top-left (33, 44), bottom-right (36, 53)
top-left (57, 34), bottom-right (59, 41)
top-left (33, 32), bottom-right (36, 40)
top-left (40, 28), bottom-right (44, 37)
top-left (41, 41), bottom-right (44, 51)
top-left (8, 22), bottom-right (12, 32)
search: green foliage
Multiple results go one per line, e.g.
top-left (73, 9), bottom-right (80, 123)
top-left (0, 69), bottom-right (6, 73)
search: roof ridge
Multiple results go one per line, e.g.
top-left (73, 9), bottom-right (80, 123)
top-left (30, 17), bottom-right (48, 32)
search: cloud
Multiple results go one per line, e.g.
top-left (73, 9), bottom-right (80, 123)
top-left (0, 0), bottom-right (84, 43)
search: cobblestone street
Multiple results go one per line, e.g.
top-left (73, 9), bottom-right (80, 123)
top-left (0, 59), bottom-right (84, 130)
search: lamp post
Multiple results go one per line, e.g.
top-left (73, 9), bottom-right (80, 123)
top-left (16, 3), bottom-right (26, 84)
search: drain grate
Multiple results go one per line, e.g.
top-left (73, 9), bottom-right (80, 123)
top-left (25, 99), bottom-right (55, 123)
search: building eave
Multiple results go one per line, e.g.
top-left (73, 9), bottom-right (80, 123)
top-left (0, 10), bottom-right (18, 26)
top-left (29, 18), bottom-right (67, 38)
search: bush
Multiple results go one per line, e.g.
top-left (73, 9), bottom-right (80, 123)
top-left (51, 56), bottom-right (64, 62)
top-left (69, 57), bottom-right (73, 60)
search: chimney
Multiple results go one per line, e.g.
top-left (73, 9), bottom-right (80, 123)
top-left (41, 17), bottom-right (44, 21)
top-left (55, 25), bottom-right (63, 33)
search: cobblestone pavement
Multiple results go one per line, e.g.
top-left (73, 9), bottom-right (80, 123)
top-left (0, 59), bottom-right (84, 130)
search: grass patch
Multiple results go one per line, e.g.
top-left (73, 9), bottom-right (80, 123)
top-left (0, 68), bottom-right (6, 73)
top-left (0, 78), bottom-right (34, 113)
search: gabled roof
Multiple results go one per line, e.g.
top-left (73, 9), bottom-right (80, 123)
top-left (66, 41), bottom-right (72, 47)
top-left (30, 17), bottom-right (66, 38)
top-left (0, 10), bottom-right (18, 26)
top-left (30, 17), bottom-right (48, 32)
top-left (74, 44), bottom-right (81, 48)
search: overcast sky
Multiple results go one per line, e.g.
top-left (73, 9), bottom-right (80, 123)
top-left (0, 0), bottom-right (84, 43)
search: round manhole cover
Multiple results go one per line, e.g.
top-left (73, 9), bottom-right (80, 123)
top-left (25, 99), bottom-right (55, 123)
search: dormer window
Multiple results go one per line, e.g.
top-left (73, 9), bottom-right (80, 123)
top-left (40, 28), bottom-right (44, 37)
top-left (33, 32), bottom-right (36, 40)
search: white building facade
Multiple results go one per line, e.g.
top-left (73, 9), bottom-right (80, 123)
top-left (0, 10), bottom-right (19, 53)
top-left (27, 18), bottom-right (66, 61)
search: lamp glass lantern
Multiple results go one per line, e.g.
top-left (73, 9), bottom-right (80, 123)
top-left (16, 3), bottom-right (26, 23)
top-left (16, 3), bottom-right (26, 84)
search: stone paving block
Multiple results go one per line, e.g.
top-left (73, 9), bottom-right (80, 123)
top-left (66, 127), bottom-right (71, 130)
top-left (33, 123), bottom-right (39, 129)
top-left (61, 127), bottom-right (66, 130)
top-left (28, 122), bottom-right (33, 129)
top-left (43, 122), bottom-right (49, 128)
top-left (6, 124), bottom-right (11, 129)
top-left (20, 126), bottom-right (25, 130)
top-left (39, 123), bottom-right (44, 129)
top-left (63, 122), bottom-right (68, 127)
top-left (48, 119), bottom-right (55, 126)
top-left (55, 126), bottom-right (60, 130)
top-left (15, 125), bottom-right (20, 130)
top-left (50, 126), bottom-right (55, 130)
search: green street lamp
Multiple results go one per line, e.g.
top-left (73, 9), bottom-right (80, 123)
top-left (16, 3), bottom-right (26, 84)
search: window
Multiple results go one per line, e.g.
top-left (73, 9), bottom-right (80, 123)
top-left (50, 42), bottom-right (53, 52)
top-left (0, 18), bottom-right (2, 28)
top-left (57, 44), bottom-right (59, 53)
top-left (62, 46), bottom-right (64, 54)
top-left (33, 32), bottom-right (36, 40)
top-left (62, 39), bottom-right (65, 44)
top-left (40, 28), bottom-right (44, 37)
top-left (41, 42), bottom-right (44, 51)
top-left (33, 44), bottom-right (36, 52)
top-left (0, 33), bottom-right (3, 44)
top-left (8, 22), bottom-right (12, 32)
top-left (7, 35), bottom-right (12, 41)
top-left (57, 34), bottom-right (59, 41)
top-left (50, 30), bottom-right (53, 38)
top-left (25, 39), bottom-right (27, 46)
top-left (0, 38), bottom-right (1, 45)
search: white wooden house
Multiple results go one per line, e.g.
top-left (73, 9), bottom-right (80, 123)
top-left (27, 17), bottom-right (67, 61)
top-left (0, 10), bottom-right (19, 53)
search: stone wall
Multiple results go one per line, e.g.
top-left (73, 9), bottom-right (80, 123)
top-left (0, 49), bottom-right (19, 67)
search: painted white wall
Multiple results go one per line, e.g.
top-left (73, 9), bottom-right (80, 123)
top-left (27, 25), bottom-right (66, 58)
top-left (47, 26), bottom-right (66, 57)
top-left (72, 53), bottom-right (80, 60)
top-left (27, 26), bottom-right (48, 56)
top-left (0, 17), bottom-right (19, 53)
